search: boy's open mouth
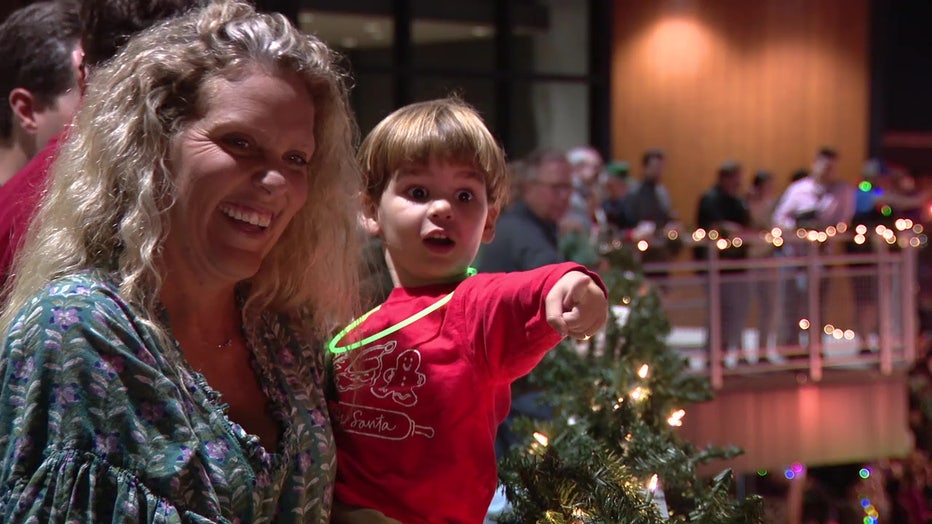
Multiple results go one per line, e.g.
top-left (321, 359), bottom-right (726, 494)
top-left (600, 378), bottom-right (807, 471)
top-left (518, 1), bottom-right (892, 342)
top-left (424, 236), bottom-right (454, 247)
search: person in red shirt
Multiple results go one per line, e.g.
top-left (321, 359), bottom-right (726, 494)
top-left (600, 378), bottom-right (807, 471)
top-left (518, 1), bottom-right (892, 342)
top-left (329, 98), bottom-right (609, 523)
top-left (0, 0), bottom-right (203, 291)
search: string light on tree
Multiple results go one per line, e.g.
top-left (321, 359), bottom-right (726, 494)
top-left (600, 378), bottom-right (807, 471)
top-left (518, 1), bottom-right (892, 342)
top-left (637, 363), bottom-right (650, 379)
top-left (667, 409), bottom-right (686, 427)
top-left (630, 386), bottom-right (648, 402)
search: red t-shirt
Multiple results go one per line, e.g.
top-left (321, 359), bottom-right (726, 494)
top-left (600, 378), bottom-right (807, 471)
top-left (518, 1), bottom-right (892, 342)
top-left (330, 262), bottom-right (604, 523)
top-left (0, 132), bottom-right (63, 287)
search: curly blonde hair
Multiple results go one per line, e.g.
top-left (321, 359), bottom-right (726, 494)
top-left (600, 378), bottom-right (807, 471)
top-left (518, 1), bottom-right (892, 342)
top-left (357, 97), bottom-right (509, 210)
top-left (1, 0), bottom-right (363, 337)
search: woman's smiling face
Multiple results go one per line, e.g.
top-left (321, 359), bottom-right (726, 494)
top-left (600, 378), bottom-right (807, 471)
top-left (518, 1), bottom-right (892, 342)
top-left (163, 67), bottom-right (316, 286)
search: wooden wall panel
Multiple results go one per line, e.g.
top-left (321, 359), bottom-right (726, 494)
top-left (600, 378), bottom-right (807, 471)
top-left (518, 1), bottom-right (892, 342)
top-left (677, 374), bottom-right (912, 474)
top-left (612, 0), bottom-right (869, 228)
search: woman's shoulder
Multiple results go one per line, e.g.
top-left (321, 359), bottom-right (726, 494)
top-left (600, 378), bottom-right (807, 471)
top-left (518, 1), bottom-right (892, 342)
top-left (7, 270), bottom-right (138, 337)
top-left (30, 270), bottom-right (122, 305)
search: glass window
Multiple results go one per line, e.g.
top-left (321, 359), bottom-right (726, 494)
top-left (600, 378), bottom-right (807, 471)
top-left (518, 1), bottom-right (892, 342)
top-left (412, 76), bottom-right (496, 128)
top-left (298, 11), bottom-right (394, 61)
top-left (411, 29), bottom-right (496, 73)
top-left (410, 1), bottom-right (495, 73)
top-left (296, 0), bottom-right (604, 156)
top-left (513, 0), bottom-right (589, 77)
top-left (512, 81), bottom-right (590, 155)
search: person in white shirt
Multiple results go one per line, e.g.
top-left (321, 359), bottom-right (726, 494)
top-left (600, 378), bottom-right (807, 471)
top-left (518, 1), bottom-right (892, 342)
top-left (771, 147), bottom-right (855, 352)
top-left (772, 147), bottom-right (854, 235)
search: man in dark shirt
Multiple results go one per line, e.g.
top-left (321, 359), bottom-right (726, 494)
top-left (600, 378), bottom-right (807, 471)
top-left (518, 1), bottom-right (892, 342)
top-left (628, 149), bottom-right (674, 230)
top-left (695, 161), bottom-right (751, 367)
top-left (478, 148), bottom-right (572, 272)
top-left (695, 160), bottom-right (750, 262)
top-left (601, 160), bottom-right (635, 232)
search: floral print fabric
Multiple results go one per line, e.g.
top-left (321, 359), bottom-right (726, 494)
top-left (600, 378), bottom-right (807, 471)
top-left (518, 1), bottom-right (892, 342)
top-left (0, 272), bottom-right (335, 523)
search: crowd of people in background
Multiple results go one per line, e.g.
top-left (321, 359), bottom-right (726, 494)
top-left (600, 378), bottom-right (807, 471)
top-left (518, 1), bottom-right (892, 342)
top-left (483, 142), bottom-right (931, 369)
top-left (477, 143), bottom-right (931, 522)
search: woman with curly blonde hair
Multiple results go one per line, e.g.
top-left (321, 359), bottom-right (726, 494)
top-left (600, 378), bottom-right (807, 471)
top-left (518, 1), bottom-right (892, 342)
top-left (0, 0), bottom-right (363, 521)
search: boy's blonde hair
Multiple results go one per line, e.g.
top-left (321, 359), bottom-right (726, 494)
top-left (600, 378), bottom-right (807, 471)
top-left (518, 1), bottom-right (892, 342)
top-left (357, 97), bottom-right (509, 208)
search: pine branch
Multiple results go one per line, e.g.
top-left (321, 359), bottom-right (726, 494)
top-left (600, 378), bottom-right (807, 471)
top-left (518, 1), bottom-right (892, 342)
top-left (496, 257), bottom-right (764, 523)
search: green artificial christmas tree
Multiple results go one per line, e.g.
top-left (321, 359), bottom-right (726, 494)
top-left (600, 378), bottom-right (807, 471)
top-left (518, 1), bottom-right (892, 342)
top-left (494, 246), bottom-right (764, 523)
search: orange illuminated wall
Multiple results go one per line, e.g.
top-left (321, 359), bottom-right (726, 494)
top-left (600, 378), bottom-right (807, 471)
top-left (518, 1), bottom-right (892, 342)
top-left (611, 0), bottom-right (869, 226)
top-left (678, 374), bottom-right (911, 474)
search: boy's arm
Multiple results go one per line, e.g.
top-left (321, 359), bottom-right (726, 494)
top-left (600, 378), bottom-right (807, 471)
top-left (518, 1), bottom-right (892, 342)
top-left (466, 264), bottom-right (607, 382)
top-left (544, 270), bottom-right (609, 340)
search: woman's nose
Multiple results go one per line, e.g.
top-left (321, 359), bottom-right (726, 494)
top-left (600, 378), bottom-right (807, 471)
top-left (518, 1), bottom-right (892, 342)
top-left (256, 168), bottom-right (287, 194)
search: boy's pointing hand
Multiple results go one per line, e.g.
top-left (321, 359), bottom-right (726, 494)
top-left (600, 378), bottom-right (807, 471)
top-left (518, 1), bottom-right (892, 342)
top-left (545, 271), bottom-right (608, 341)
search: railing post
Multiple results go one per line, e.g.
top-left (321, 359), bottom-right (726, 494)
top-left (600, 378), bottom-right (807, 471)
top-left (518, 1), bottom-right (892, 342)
top-left (878, 241), bottom-right (893, 375)
top-left (807, 241), bottom-right (822, 381)
top-left (708, 245), bottom-right (723, 389)
top-left (901, 243), bottom-right (918, 364)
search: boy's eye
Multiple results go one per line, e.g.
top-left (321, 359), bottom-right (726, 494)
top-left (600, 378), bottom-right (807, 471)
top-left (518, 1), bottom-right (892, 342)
top-left (456, 190), bottom-right (474, 202)
top-left (407, 186), bottom-right (428, 200)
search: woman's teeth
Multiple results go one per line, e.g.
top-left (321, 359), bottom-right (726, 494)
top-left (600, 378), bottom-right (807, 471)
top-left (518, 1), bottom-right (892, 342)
top-left (220, 205), bottom-right (271, 228)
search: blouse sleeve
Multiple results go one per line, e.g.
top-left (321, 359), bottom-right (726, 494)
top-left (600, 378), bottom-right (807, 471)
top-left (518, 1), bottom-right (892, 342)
top-left (0, 449), bottom-right (188, 523)
top-left (0, 280), bottom-right (225, 523)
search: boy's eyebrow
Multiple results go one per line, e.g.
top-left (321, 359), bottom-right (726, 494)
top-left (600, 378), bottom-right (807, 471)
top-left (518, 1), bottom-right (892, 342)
top-left (395, 164), bottom-right (486, 182)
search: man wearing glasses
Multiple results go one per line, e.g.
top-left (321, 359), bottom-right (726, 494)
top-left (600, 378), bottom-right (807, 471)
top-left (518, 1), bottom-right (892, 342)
top-left (477, 147), bottom-right (573, 273)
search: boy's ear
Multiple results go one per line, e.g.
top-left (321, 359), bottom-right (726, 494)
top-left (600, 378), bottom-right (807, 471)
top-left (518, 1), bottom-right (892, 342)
top-left (9, 88), bottom-right (39, 135)
top-left (360, 194), bottom-right (382, 236)
top-left (481, 206), bottom-right (499, 243)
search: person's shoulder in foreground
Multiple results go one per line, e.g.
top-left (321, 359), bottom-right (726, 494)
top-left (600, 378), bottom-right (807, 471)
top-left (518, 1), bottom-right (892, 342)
top-left (329, 97), bottom-right (608, 524)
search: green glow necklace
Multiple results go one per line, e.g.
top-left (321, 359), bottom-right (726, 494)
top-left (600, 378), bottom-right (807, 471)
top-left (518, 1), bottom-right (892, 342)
top-left (327, 267), bottom-right (477, 355)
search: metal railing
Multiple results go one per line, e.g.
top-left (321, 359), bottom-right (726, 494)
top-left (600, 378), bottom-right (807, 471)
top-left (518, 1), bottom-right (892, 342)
top-left (627, 230), bottom-right (922, 389)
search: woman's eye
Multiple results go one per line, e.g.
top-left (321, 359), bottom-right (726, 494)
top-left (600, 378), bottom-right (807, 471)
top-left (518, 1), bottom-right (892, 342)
top-left (286, 152), bottom-right (309, 167)
top-left (456, 190), bottom-right (474, 202)
top-left (222, 135), bottom-right (252, 151)
top-left (407, 186), bottom-right (428, 200)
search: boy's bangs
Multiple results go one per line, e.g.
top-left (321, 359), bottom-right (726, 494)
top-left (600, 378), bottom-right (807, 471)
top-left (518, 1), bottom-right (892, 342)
top-left (395, 114), bottom-right (491, 172)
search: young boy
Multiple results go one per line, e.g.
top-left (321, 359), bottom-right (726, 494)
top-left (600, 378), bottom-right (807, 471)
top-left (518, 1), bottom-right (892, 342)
top-left (329, 98), bottom-right (608, 523)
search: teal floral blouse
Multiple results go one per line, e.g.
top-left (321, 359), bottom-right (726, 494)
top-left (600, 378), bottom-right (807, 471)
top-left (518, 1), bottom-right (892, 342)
top-left (0, 272), bottom-right (335, 523)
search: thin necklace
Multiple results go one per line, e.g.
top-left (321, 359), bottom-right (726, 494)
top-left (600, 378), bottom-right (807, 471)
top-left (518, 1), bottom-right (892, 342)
top-left (328, 267), bottom-right (477, 355)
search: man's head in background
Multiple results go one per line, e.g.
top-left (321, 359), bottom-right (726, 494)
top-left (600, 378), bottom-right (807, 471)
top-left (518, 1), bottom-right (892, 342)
top-left (567, 146), bottom-right (604, 192)
top-left (0, 0), bottom-right (83, 175)
top-left (641, 148), bottom-right (666, 183)
top-left (810, 146), bottom-right (838, 184)
top-left (717, 160), bottom-right (743, 197)
top-left (521, 148), bottom-right (573, 225)
top-left (603, 160), bottom-right (630, 200)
